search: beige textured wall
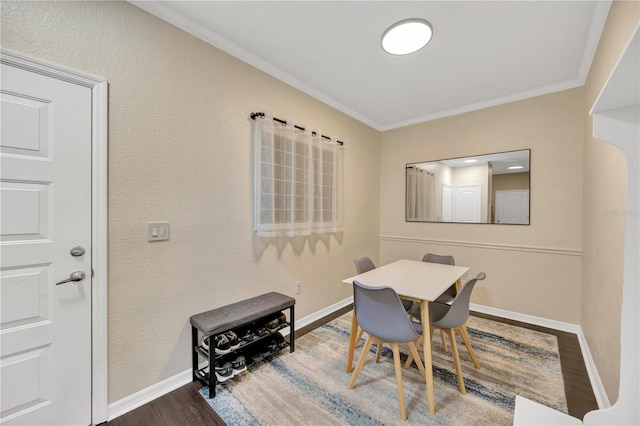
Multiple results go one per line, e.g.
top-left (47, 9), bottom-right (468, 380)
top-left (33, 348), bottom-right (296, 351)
top-left (0, 1), bottom-right (381, 402)
top-left (581, 1), bottom-right (640, 403)
top-left (380, 89), bottom-right (585, 323)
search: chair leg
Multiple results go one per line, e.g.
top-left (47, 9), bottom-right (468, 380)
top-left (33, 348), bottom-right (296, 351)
top-left (391, 343), bottom-right (407, 420)
top-left (407, 341), bottom-right (426, 380)
top-left (356, 327), bottom-right (364, 343)
top-left (403, 334), bottom-right (423, 368)
top-left (375, 343), bottom-right (383, 363)
top-left (440, 328), bottom-right (448, 352)
top-left (347, 312), bottom-right (359, 373)
top-left (349, 335), bottom-right (375, 389)
top-left (447, 328), bottom-right (466, 394)
top-left (457, 326), bottom-right (480, 369)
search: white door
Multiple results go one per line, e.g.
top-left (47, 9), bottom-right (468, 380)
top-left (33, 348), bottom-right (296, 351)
top-left (441, 183), bottom-right (453, 222)
top-left (495, 189), bottom-right (530, 224)
top-left (452, 184), bottom-right (481, 223)
top-left (1, 63), bottom-right (92, 425)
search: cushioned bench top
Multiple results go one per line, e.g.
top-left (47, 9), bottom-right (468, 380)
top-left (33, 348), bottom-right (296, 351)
top-left (190, 292), bottom-right (295, 335)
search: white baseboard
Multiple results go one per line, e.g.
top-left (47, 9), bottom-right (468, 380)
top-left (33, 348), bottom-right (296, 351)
top-left (575, 329), bottom-right (611, 409)
top-left (470, 303), bottom-right (609, 409)
top-left (280, 296), bottom-right (353, 337)
top-left (107, 297), bottom-right (354, 421)
top-left (469, 303), bottom-right (582, 334)
top-left (109, 299), bottom-right (607, 420)
top-left (107, 368), bottom-right (193, 421)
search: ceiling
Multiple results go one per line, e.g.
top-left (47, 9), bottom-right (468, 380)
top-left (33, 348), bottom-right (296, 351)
top-left (131, 1), bottom-right (611, 131)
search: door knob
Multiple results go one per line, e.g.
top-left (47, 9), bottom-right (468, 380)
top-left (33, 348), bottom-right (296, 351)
top-left (56, 270), bottom-right (86, 285)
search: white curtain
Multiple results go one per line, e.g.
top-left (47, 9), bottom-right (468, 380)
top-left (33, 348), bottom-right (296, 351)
top-left (254, 114), bottom-right (345, 237)
top-left (406, 166), bottom-right (435, 221)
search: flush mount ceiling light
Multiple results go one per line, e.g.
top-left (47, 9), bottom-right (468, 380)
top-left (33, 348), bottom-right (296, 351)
top-left (464, 159), bottom-right (477, 164)
top-left (382, 18), bottom-right (433, 55)
top-left (508, 165), bottom-right (524, 170)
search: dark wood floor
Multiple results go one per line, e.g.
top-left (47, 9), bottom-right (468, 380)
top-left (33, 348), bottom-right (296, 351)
top-left (105, 307), bottom-right (598, 426)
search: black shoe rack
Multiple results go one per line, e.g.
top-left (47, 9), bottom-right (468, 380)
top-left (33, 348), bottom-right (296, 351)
top-left (190, 292), bottom-right (295, 398)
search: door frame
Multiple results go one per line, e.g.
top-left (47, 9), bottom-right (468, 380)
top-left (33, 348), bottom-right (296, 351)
top-left (1, 49), bottom-right (109, 424)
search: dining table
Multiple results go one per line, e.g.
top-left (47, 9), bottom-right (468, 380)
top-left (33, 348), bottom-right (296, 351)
top-left (342, 259), bottom-right (470, 414)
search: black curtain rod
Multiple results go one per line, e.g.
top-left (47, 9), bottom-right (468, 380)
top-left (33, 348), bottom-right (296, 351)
top-left (250, 112), bottom-right (344, 146)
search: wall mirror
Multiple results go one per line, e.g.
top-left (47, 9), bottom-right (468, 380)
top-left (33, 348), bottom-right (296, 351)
top-left (406, 149), bottom-right (530, 224)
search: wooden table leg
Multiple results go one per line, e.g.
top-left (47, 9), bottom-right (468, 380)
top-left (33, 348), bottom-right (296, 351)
top-left (421, 299), bottom-right (436, 414)
top-left (346, 311), bottom-right (359, 373)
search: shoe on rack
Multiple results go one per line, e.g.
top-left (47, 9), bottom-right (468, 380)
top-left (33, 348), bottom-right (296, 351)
top-left (239, 329), bottom-right (255, 344)
top-left (250, 352), bottom-right (263, 364)
top-left (266, 339), bottom-right (279, 355)
top-left (200, 366), bottom-right (210, 380)
top-left (214, 334), bottom-right (232, 355)
top-left (215, 362), bottom-right (234, 382)
top-left (256, 327), bottom-right (269, 337)
top-left (259, 347), bottom-right (272, 359)
top-left (225, 330), bottom-right (241, 350)
top-left (201, 336), bottom-right (211, 353)
top-left (277, 313), bottom-right (287, 325)
top-left (271, 332), bottom-right (286, 349)
top-left (249, 348), bottom-right (264, 364)
top-left (231, 355), bottom-right (247, 376)
top-left (266, 318), bottom-right (280, 331)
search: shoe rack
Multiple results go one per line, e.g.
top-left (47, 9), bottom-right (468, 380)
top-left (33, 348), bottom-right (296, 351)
top-left (190, 292), bottom-right (295, 398)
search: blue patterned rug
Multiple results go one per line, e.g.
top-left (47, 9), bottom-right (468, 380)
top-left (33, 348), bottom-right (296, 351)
top-left (199, 312), bottom-right (567, 425)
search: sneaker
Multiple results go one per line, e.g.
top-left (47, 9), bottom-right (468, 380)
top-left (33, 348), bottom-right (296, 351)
top-left (267, 339), bottom-right (279, 355)
top-left (239, 329), bottom-right (256, 346)
top-left (201, 336), bottom-right (210, 353)
top-left (231, 355), bottom-right (247, 375)
top-left (225, 330), bottom-right (241, 350)
top-left (259, 347), bottom-right (272, 359)
top-left (214, 334), bottom-right (232, 355)
top-left (199, 366), bottom-right (210, 380)
top-left (249, 352), bottom-right (264, 364)
top-left (266, 318), bottom-right (280, 330)
top-left (215, 362), bottom-right (233, 382)
top-left (277, 313), bottom-right (287, 325)
top-left (256, 327), bottom-right (269, 337)
top-left (272, 332), bottom-right (286, 349)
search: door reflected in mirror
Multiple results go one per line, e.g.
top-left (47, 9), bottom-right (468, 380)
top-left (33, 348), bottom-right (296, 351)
top-left (406, 149), bottom-right (530, 224)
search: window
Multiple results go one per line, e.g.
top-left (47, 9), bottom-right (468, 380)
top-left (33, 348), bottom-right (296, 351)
top-left (253, 114), bottom-right (345, 237)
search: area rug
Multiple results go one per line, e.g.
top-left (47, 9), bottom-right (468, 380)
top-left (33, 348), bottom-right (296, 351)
top-left (199, 312), bottom-right (567, 425)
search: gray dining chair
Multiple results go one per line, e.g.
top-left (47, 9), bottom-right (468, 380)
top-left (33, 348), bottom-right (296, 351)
top-left (348, 280), bottom-right (426, 421)
top-left (352, 257), bottom-right (414, 362)
top-left (411, 253), bottom-right (457, 351)
top-left (352, 257), bottom-right (381, 360)
top-left (355, 257), bottom-right (415, 312)
top-left (421, 253), bottom-right (457, 303)
top-left (405, 272), bottom-right (486, 394)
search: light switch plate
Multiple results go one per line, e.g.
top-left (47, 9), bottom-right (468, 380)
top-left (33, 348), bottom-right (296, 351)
top-left (148, 222), bottom-right (170, 241)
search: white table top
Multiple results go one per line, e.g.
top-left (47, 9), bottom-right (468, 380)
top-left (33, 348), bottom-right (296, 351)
top-left (343, 259), bottom-right (470, 302)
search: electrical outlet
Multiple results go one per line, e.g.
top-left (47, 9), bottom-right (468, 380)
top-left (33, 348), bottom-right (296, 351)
top-left (295, 281), bottom-right (303, 294)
